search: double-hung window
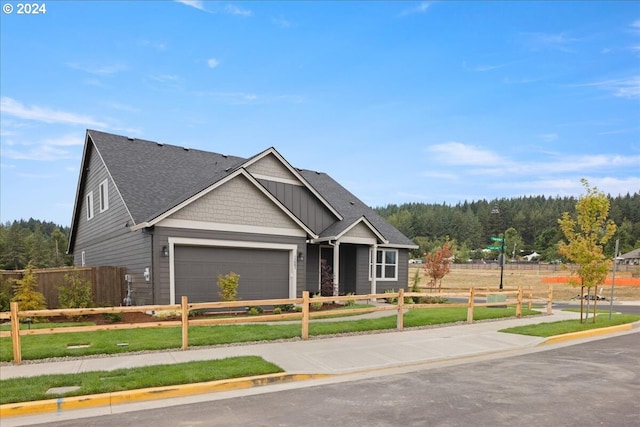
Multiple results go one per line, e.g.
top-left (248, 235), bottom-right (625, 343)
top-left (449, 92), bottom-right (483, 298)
top-left (86, 192), bottom-right (94, 220)
top-left (372, 249), bottom-right (398, 280)
top-left (99, 179), bottom-right (109, 212)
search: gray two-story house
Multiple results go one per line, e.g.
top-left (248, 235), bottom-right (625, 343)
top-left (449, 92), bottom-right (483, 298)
top-left (68, 130), bottom-right (417, 305)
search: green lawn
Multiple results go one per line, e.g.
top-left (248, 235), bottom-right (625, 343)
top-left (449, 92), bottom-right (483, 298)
top-left (3, 308), bottom-right (638, 405)
top-left (1, 306), bottom-right (537, 362)
top-left (499, 313), bottom-right (640, 337)
top-left (0, 356), bottom-right (282, 405)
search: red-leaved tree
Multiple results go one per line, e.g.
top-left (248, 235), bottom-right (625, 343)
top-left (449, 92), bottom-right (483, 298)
top-left (423, 242), bottom-right (454, 291)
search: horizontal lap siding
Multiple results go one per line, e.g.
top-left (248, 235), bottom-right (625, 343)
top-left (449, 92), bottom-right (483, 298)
top-left (72, 144), bottom-right (152, 305)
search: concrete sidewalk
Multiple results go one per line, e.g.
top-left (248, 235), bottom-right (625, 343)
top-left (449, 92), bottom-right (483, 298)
top-left (0, 309), bottom-right (583, 380)
top-left (3, 307), bottom-right (640, 422)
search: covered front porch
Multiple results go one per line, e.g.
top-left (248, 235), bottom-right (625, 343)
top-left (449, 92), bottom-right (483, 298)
top-left (303, 217), bottom-right (407, 296)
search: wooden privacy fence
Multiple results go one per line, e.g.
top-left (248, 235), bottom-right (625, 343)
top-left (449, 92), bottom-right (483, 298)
top-left (1, 286), bottom-right (553, 365)
top-left (0, 266), bottom-right (125, 308)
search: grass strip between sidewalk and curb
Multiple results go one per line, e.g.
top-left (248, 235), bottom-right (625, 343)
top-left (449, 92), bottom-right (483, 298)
top-left (499, 313), bottom-right (640, 337)
top-left (0, 356), bottom-right (283, 405)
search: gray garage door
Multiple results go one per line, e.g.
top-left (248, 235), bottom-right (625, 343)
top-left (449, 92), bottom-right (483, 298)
top-left (174, 245), bottom-right (290, 303)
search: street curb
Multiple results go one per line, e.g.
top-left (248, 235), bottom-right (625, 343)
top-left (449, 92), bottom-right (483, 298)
top-left (539, 323), bottom-right (635, 346)
top-left (0, 372), bottom-right (331, 418)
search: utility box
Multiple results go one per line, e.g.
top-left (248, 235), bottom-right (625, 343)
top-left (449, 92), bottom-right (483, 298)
top-left (487, 293), bottom-right (507, 308)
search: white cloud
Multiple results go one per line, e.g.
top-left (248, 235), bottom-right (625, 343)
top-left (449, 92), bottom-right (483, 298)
top-left (463, 61), bottom-right (510, 72)
top-left (576, 77), bottom-right (640, 99)
top-left (214, 92), bottom-right (259, 104)
top-left (207, 58), bottom-right (220, 68)
top-left (399, 2), bottom-right (431, 17)
top-left (148, 74), bottom-right (181, 84)
top-left (0, 97), bottom-right (107, 127)
top-left (66, 63), bottom-right (127, 76)
top-left (272, 14), bottom-right (291, 28)
top-left (174, 0), bottom-right (207, 11)
top-left (425, 142), bottom-right (505, 166)
top-left (519, 32), bottom-right (579, 52)
top-left (2, 139), bottom-right (80, 162)
top-left (539, 133), bottom-right (558, 142)
top-left (137, 40), bottom-right (166, 51)
top-left (105, 102), bottom-right (140, 113)
top-left (1, 133), bottom-right (84, 161)
top-left (225, 4), bottom-right (252, 16)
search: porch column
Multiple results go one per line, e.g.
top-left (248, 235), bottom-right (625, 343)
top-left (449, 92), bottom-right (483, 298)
top-left (333, 241), bottom-right (340, 296)
top-left (371, 244), bottom-right (377, 296)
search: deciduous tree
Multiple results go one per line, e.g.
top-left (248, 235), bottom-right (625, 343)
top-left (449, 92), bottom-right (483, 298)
top-left (558, 179), bottom-right (616, 323)
top-left (423, 241), bottom-right (454, 291)
top-left (11, 263), bottom-right (47, 312)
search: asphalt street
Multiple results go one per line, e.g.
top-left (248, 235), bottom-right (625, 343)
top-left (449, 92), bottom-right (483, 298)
top-left (12, 331), bottom-right (640, 427)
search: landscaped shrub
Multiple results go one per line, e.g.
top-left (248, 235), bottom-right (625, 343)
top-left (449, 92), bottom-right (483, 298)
top-left (246, 306), bottom-right (263, 316)
top-left (384, 289), bottom-right (397, 304)
top-left (103, 312), bottom-right (123, 323)
top-left (273, 307), bottom-right (282, 315)
top-left (217, 272), bottom-right (239, 313)
top-left (344, 292), bottom-right (356, 306)
top-left (58, 268), bottom-right (94, 311)
top-left (419, 296), bottom-right (449, 304)
top-left (275, 304), bottom-right (296, 312)
top-left (410, 268), bottom-right (422, 303)
top-left (311, 293), bottom-right (323, 310)
top-left (0, 278), bottom-right (12, 312)
top-left (12, 263), bottom-right (46, 313)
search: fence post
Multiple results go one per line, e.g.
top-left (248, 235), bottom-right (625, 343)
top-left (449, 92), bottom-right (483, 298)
top-left (467, 287), bottom-right (475, 324)
top-left (547, 284), bottom-right (553, 314)
top-left (10, 301), bottom-right (21, 365)
top-left (181, 296), bottom-right (189, 351)
top-left (397, 288), bottom-right (404, 331)
top-left (516, 286), bottom-right (523, 318)
top-left (302, 291), bottom-right (310, 340)
top-left (528, 285), bottom-right (532, 311)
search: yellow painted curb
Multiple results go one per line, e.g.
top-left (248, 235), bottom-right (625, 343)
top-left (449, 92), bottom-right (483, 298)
top-left (541, 323), bottom-right (633, 346)
top-left (0, 372), bottom-right (331, 418)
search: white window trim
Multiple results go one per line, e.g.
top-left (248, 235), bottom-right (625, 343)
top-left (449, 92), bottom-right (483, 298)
top-left (86, 191), bottom-right (94, 220)
top-left (370, 248), bottom-right (399, 281)
top-left (99, 179), bottom-right (109, 212)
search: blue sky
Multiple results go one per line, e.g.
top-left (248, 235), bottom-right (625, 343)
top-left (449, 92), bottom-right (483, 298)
top-left (1, 1), bottom-right (639, 227)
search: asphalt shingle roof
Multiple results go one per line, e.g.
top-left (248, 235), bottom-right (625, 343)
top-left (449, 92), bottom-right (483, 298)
top-left (88, 130), bottom-right (244, 223)
top-left (299, 170), bottom-right (416, 246)
top-left (84, 130), bottom-right (415, 247)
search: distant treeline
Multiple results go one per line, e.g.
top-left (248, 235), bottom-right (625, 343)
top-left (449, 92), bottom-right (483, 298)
top-left (1, 193), bottom-right (638, 270)
top-left (0, 219), bottom-right (73, 270)
top-left (374, 193), bottom-right (640, 261)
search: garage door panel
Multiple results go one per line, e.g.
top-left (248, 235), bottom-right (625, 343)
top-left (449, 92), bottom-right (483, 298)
top-left (174, 246), bottom-right (289, 303)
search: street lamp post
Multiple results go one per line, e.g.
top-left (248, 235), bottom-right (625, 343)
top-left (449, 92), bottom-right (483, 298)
top-left (491, 205), bottom-right (506, 290)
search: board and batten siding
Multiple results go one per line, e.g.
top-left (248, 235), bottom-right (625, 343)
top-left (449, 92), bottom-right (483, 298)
top-left (72, 143), bottom-right (153, 305)
top-left (259, 179), bottom-right (336, 234)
